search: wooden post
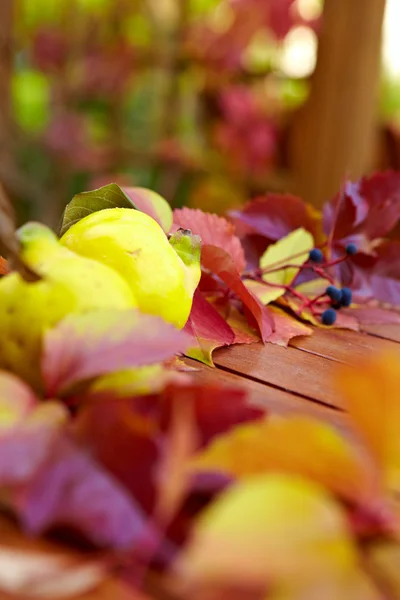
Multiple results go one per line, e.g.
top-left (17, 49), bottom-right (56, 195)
top-left (290, 0), bottom-right (386, 207)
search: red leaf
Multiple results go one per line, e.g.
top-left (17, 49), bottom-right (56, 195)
top-left (159, 383), bottom-right (265, 447)
top-left (74, 382), bottom-right (264, 514)
top-left (15, 437), bottom-right (153, 549)
top-left (324, 171), bottom-right (400, 243)
top-left (42, 310), bottom-right (191, 396)
top-left (229, 193), bottom-right (322, 243)
top-left (75, 400), bottom-right (159, 513)
top-left (201, 245), bottom-right (274, 341)
top-left (0, 257), bottom-right (8, 275)
top-left (173, 207), bottom-right (246, 273)
top-left (184, 290), bottom-right (235, 366)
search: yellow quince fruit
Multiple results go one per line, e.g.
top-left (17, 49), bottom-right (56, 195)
top-left (60, 208), bottom-right (201, 328)
top-left (0, 223), bottom-right (135, 390)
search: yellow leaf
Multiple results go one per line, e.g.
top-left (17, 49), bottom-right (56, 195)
top-left (259, 228), bottom-right (314, 303)
top-left (175, 474), bottom-right (359, 593)
top-left (244, 278), bottom-right (283, 305)
top-left (191, 416), bottom-right (378, 506)
top-left (295, 277), bottom-right (328, 297)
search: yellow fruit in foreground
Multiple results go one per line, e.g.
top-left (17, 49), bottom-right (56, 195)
top-left (60, 208), bottom-right (201, 328)
top-left (17, 222), bottom-right (136, 310)
top-left (175, 474), bottom-right (358, 593)
top-left (0, 223), bottom-right (135, 390)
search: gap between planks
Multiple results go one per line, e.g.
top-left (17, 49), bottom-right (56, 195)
top-left (185, 358), bottom-right (347, 431)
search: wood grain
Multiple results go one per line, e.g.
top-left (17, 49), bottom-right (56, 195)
top-left (361, 323), bottom-right (400, 344)
top-left (185, 359), bottom-right (346, 428)
top-left (289, 326), bottom-right (399, 363)
top-left (212, 342), bottom-right (342, 408)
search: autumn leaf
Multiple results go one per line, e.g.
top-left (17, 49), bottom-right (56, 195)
top-left (227, 293), bottom-right (311, 344)
top-left (221, 303), bottom-right (260, 344)
top-left (229, 193), bottom-right (323, 244)
top-left (191, 416), bottom-right (378, 506)
top-left (201, 245), bottom-right (274, 341)
top-left (350, 241), bottom-right (400, 305)
top-left (154, 394), bottom-right (198, 524)
top-left (122, 186), bottom-right (173, 232)
top-left (174, 474), bottom-right (363, 596)
top-left (173, 207), bottom-right (246, 273)
top-left (324, 171), bottom-right (400, 245)
top-left (335, 352), bottom-right (400, 504)
top-left (268, 307), bottom-right (312, 346)
top-left (42, 310), bottom-right (191, 396)
top-left (59, 183), bottom-right (139, 236)
top-left (158, 382), bottom-right (265, 447)
top-left (73, 381), bottom-right (264, 516)
top-left (259, 228), bottom-right (314, 304)
top-left (15, 436), bottom-right (155, 549)
top-left (74, 398), bottom-right (159, 512)
top-left (184, 290), bottom-right (235, 366)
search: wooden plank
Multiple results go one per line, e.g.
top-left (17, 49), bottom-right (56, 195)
top-left (290, 0), bottom-right (386, 207)
top-left (185, 359), bottom-right (346, 428)
top-left (361, 323), bottom-right (400, 344)
top-left (212, 343), bottom-right (342, 408)
top-left (289, 326), bottom-right (400, 363)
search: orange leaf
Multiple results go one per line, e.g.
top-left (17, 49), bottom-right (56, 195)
top-left (335, 352), bottom-right (400, 498)
top-left (191, 416), bottom-right (379, 506)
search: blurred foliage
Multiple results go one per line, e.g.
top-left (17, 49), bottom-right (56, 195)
top-left (9, 0), bottom-right (324, 223)
top-left (9, 0), bottom-right (400, 224)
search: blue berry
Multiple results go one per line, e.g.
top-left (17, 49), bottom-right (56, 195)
top-left (325, 285), bottom-right (342, 303)
top-left (321, 308), bottom-right (337, 326)
top-left (341, 287), bottom-right (352, 307)
top-left (345, 243), bottom-right (357, 256)
top-left (309, 248), bottom-right (324, 263)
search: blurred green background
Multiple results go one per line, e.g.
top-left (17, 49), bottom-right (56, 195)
top-left (2, 0), bottom-right (400, 225)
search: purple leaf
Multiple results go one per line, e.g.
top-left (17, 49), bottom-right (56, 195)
top-left (42, 310), bottom-right (191, 396)
top-left (15, 436), bottom-right (154, 549)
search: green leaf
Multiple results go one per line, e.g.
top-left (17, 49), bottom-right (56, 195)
top-left (59, 183), bottom-right (137, 236)
top-left (259, 228), bottom-right (314, 303)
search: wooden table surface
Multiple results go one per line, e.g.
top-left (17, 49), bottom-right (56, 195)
top-left (2, 321), bottom-right (400, 600)
top-left (188, 322), bottom-right (400, 423)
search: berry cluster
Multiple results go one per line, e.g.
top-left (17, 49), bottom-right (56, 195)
top-left (247, 242), bottom-right (357, 327)
top-left (321, 286), bottom-right (352, 325)
top-left (309, 244), bottom-right (356, 325)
